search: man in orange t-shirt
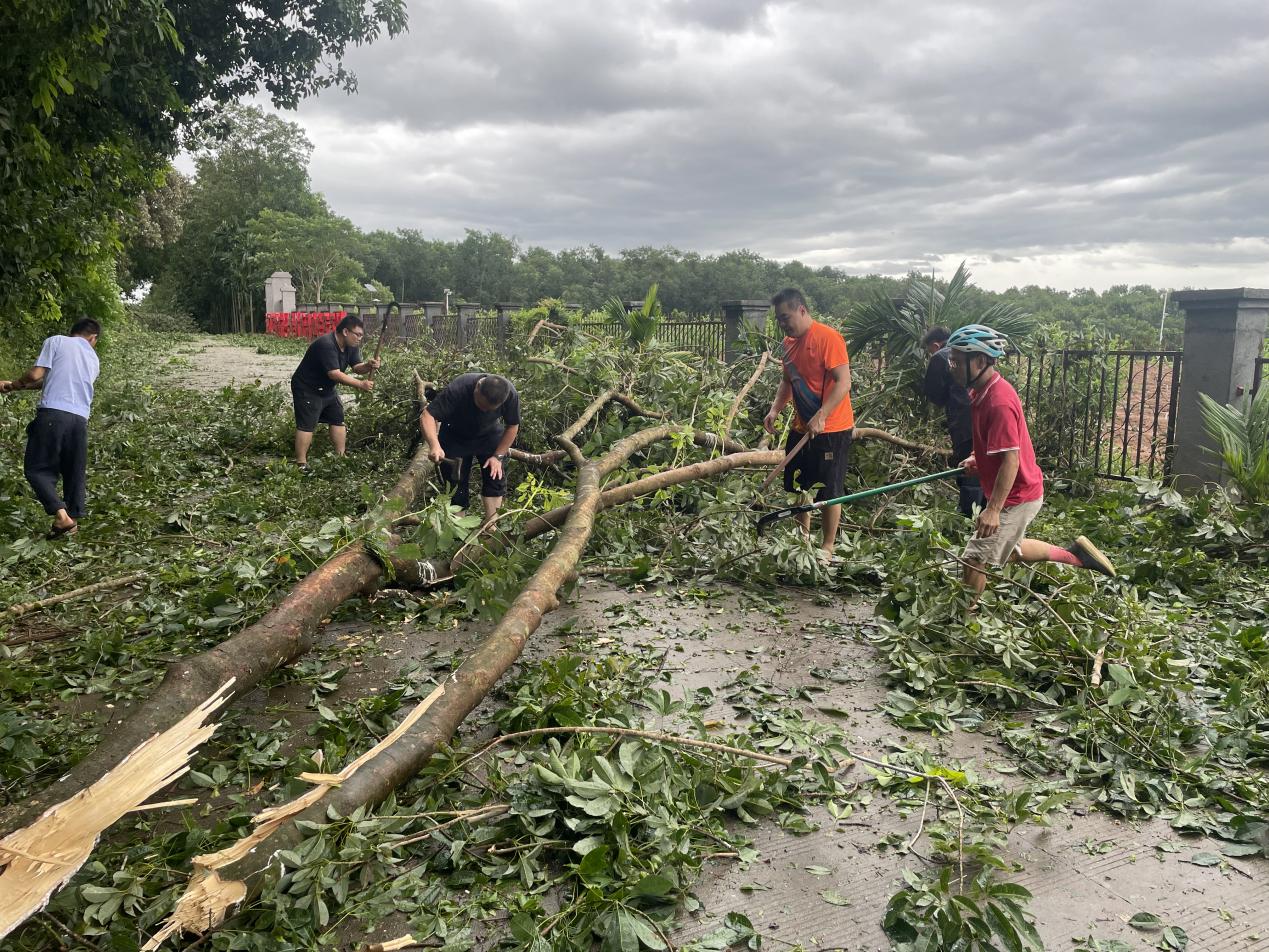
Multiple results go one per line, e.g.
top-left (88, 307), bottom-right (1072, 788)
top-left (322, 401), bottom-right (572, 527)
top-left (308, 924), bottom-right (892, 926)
top-left (762, 288), bottom-right (854, 557)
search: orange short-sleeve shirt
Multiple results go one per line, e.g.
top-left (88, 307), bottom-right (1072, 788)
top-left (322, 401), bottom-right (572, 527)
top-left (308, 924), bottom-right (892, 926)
top-left (782, 321), bottom-right (854, 433)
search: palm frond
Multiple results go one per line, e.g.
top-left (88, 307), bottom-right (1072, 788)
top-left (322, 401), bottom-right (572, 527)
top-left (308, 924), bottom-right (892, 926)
top-left (941, 260), bottom-right (972, 311)
top-left (973, 302), bottom-right (1037, 344)
top-left (1198, 385), bottom-right (1269, 502)
top-left (601, 295), bottom-right (627, 325)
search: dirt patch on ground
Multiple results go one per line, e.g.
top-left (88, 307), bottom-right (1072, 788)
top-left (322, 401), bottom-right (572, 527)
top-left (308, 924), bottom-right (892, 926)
top-left (158, 337), bottom-right (300, 391)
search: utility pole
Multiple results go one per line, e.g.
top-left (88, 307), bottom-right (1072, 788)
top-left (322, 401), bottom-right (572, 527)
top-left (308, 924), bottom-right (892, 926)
top-left (1157, 289), bottom-right (1170, 348)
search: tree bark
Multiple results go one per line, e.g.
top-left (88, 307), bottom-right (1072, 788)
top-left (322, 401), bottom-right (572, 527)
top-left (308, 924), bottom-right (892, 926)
top-left (0, 445), bottom-right (437, 837)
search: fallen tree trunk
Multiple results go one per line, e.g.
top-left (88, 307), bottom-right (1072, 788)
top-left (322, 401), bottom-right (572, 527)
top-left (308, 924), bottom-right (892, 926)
top-left (1, 444), bottom-right (437, 837)
top-left (145, 425), bottom-right (674, 948)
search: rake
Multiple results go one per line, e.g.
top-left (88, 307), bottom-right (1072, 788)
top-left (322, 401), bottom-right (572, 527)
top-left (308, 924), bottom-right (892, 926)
top-left (756, 467), bottom-right (964, 536)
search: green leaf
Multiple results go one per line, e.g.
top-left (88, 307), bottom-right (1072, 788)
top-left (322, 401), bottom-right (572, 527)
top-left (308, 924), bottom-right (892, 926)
top-left (633, 873), bottom-right (676, 898)
top-left (572, 835), bottom-right (604, 856)
top-left (629, 912), bottom-right (668, 950)
top-left (1161, 925), bottom-right (1189, 950)
top-left (1107, 686), bottom-right (1134, 707)
top-left (1129, 912), bottom-right (1163, 931)
top-left (604, 908), bottom-right (640, 952)
top-left (1218, 843), bottom-right (1262, 857)
top-left (818, 890), bottom-right (851, 907)
top-left (1106, 663), bottom-right (1135, 686)
top-left (577, 844), bottom-right (610, 885)
top-left (1184, 852), bottom-right (1221, 867)
top-left (80, 885), bottom-right (118, 903)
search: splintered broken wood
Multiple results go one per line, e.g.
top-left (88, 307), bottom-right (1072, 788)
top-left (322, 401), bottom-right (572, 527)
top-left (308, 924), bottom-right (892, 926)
top-left (141, 682), bottom-right (448, 950)
top-left (0, 680), bottom-right (234, 941)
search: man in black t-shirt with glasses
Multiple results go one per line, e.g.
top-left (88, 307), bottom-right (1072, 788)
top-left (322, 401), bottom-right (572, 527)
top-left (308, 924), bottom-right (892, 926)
top-left (420, 373), bottom-right (520, 522)
top-left (290, 315), bottom-right (380, 468)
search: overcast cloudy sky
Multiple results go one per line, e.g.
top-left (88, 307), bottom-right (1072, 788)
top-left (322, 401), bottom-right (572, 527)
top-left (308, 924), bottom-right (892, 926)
top-left (260, 0), bottom-right (1269, 291)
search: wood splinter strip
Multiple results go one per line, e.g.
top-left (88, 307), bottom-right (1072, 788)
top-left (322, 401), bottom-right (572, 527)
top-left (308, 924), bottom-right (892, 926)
top-left (0, 679), bottom-right (235, 941)
top-left (143, 683), bottom-right (447, 950)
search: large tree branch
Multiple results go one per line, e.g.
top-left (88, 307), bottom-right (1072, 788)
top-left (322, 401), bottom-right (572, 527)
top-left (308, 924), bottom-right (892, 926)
top-left (722, 351), bottom-right (770, 439)
top-left (145, 425), bottom-right (676, 948)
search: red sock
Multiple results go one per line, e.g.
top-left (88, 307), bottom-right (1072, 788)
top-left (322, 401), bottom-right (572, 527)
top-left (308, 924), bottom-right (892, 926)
top-left (1048, 545), bottom-right (1081, 566)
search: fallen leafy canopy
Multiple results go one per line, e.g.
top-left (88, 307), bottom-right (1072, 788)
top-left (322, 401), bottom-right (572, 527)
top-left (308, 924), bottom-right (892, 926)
top-left (2, 322), bottom-right (1266, 950)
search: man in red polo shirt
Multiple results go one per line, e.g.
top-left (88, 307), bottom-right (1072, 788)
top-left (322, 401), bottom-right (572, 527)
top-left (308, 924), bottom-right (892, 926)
top-left (945, 324), bottom-right (1116, 597)
top-left (762, 287), bottom-right (854, 558)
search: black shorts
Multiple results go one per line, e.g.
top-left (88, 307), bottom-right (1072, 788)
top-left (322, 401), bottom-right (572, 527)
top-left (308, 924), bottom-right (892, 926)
top-left (292, 382), bottom-right (345, 432)
top-left (784, 429), bottom-right (852, 501)
top-left (438, 430), bottom-right (507, 504)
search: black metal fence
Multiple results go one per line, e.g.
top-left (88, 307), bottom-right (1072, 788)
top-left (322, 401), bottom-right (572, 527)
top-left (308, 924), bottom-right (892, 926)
top-left (1254, 356), bottom-right (1268, 395)
top-left (566, 320), bottom-right (727, 360)
top-left (1008, 348), bottom-right (1182, 480)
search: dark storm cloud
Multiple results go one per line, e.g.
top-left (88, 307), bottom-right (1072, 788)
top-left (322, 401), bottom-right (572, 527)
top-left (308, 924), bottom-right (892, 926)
top-left (282, 0), bottom-right (1269, 289)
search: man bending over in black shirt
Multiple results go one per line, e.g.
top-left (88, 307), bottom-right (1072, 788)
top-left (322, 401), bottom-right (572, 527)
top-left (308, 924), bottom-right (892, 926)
top-left (420, 373), bottom-right (520, 522)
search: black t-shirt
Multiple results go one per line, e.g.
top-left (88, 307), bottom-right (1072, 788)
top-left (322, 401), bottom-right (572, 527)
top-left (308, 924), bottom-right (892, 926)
top-left (923, 347), bottom-right (972, 451)
top-left (292, 333), bottom-right (362, 393)
top-left (427, 373), bottom-right (520, 442)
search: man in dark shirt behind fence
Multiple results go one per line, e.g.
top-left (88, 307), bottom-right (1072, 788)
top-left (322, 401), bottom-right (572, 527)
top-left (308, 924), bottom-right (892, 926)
top-left (922, 326), bottom-right (983, 516)
top-left (290, 315), bottom-right (380, 468)
top-left (420, 373), bottom-right (520, 523)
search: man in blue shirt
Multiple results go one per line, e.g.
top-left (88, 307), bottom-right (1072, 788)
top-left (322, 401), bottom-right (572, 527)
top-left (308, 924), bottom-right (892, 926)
top-left (0, 318), bottom-right (101, 537)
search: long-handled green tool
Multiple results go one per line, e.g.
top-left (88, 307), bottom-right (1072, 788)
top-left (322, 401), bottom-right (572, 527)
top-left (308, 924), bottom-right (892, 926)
top-left (756, 467), bottom-right (964, 536)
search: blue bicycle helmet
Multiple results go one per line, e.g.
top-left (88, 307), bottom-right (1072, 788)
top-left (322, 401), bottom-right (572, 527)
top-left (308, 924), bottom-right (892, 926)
top-left (946, 324), bottom-right (1009, 359)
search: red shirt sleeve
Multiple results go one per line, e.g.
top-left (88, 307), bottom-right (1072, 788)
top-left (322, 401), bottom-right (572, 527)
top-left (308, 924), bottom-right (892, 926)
top-left (984, 400), bottom-right (1024, 456)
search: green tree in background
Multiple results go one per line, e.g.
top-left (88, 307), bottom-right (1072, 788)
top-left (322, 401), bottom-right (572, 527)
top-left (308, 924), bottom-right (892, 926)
top-left (0, 0), bottom-right (407, 348)
top-left (451, 229), bottom-right (520, 305)
top-left (248, 204), bottom-right (366, 304)
top-left (118, 170), bottom-right (191, 294)
top-left (165, 106), bottom-right (319, 332)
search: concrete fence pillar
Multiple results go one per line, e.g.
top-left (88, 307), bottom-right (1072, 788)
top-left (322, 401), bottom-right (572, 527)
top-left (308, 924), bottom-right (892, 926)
top-left (264, 272), bottom-right (296, 313)
top-left (721, 300), bottom-right (770, 363)
top-left (456, 303), bottom-right (480, 349)
top-left (494, 303), bottom-right (522, 351)
top-left (1171, 287), bottom-right (1269, 488)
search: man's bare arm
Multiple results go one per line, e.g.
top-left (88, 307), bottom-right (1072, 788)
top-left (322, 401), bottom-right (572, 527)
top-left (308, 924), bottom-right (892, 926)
top-left (0, 366), bottom-right (47, 393)
top-left (420, 409), bottom-right (445, 462)
top-left (327, 368), bottom-right (372, 391)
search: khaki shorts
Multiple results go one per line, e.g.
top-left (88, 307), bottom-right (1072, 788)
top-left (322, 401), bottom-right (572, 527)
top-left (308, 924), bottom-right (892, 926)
top-left (962, 497), bottom-right (1043, 566)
